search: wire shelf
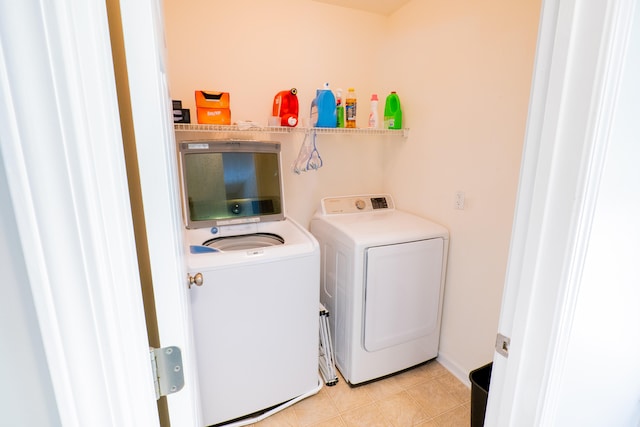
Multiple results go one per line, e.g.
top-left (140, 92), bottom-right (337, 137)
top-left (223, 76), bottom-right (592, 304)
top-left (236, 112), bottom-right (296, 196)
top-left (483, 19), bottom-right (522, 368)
top-left (174, 123), bottom-right (409, 137)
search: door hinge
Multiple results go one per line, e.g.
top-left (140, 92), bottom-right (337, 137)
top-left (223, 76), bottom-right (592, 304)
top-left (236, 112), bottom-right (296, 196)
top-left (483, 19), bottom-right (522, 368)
top-left (150, 346), bottom-right (185, 400)
top-left (495, 333), bottom-right (510, 358)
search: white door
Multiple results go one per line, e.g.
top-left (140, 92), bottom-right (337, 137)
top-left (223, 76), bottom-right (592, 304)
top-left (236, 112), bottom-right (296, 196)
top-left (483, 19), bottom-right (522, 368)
top-left (0, 0), bottom-right (166, 426)
top-left (0, 0), bottom-right (201, 426)
top-left (485, 0), bottom-right (640, 425)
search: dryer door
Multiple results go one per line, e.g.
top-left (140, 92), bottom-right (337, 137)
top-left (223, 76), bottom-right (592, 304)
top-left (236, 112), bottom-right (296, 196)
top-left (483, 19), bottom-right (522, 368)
top-left (363, 238), bottom-right (444, 352)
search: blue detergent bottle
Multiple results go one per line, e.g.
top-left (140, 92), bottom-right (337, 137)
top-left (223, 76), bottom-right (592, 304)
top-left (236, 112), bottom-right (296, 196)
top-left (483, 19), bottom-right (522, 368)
top-left (310, 83), bottom-right (337, 128)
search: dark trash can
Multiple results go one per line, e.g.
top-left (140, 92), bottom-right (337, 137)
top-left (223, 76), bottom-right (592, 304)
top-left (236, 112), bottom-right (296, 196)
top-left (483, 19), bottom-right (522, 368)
top-left (469, 362), bottom-right (492, 427)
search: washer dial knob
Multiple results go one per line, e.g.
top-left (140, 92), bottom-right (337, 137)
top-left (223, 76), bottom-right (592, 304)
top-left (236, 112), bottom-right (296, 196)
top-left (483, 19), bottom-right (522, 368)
top-left (355, 199), bottom-right (366, 210)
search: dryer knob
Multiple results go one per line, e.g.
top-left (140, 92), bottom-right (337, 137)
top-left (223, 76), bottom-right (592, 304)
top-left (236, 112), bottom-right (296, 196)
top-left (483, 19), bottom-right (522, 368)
top-left (188, 272), bottom-right (204, 288)
top-left (355, 199), bottom-right (366, 210)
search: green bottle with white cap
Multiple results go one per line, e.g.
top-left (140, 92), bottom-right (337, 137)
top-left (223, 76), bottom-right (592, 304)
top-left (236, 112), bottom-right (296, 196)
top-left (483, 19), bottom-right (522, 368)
top-left (383, 91), bottom-right (402, 129)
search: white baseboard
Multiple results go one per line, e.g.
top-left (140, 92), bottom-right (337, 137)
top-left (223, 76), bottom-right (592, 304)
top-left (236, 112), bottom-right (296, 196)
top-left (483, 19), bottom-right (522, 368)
top-left (436, 353), bottom-right (472, 388)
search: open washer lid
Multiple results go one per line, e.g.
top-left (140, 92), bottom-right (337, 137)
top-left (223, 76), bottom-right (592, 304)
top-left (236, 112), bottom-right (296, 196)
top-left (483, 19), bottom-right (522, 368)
top-left (177, 139), bottom-right (285, 229)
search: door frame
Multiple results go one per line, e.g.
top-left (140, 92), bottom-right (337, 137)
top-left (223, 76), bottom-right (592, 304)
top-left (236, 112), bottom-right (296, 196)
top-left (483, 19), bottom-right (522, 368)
top-left (0, 0), bottom-right (162, 425)
top-left (117, 0), bottom-right (202, 425)
top-left (2, 0), bottom-right (635, 426)
top-left (485, 0), bottom-right (637, 424)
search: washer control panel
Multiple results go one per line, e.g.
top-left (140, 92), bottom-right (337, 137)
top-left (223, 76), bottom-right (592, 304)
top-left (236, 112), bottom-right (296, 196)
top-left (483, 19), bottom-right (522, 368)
top-left (321, 194), bottom-right (395, 215)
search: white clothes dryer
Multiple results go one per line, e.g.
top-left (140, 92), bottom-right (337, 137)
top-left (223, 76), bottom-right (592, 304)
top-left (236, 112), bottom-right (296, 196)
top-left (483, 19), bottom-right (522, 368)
top-left (310, 194), bottom-right (449, 385)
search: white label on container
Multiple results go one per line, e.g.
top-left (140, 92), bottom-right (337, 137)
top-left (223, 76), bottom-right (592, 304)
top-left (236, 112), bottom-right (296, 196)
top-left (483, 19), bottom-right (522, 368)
top-left (188, 143), bottom-right (209, 149)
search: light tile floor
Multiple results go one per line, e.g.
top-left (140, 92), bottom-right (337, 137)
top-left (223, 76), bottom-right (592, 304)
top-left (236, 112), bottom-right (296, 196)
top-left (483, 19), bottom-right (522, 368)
top-left (247, 361), bottom-right (471, 427)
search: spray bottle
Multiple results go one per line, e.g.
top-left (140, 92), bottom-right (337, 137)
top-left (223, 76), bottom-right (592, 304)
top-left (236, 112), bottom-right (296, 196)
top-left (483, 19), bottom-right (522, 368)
top-left (336, 89), bottom-right (345, 128)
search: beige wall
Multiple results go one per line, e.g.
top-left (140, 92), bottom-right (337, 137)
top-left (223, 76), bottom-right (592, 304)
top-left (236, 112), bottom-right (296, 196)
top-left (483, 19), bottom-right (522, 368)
top-left (380, 1), bottom-right (540, 376)
top-left (163, 0), bottom-right (540, 378)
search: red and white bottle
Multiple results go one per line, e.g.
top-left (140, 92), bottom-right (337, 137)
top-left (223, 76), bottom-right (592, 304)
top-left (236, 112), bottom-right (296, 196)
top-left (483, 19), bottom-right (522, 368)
top-left (368, 93), bottom-right (379, 128)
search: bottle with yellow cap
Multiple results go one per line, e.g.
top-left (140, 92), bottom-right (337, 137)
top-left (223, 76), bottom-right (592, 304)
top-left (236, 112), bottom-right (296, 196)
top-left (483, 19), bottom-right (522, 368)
top-left (345, 88), bottom-right (357, 128)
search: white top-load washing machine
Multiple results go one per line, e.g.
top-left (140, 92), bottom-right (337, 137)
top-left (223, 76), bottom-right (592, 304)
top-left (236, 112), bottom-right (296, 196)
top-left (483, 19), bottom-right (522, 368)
top-left (176, 135), bottom-right (320, 426)
top-left (310, 194), bottom-right (449, 385)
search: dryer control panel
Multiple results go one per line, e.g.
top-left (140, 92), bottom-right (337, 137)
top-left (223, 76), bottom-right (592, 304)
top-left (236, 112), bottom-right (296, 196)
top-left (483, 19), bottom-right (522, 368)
top-left (320, 194), bottom-right (395, 215)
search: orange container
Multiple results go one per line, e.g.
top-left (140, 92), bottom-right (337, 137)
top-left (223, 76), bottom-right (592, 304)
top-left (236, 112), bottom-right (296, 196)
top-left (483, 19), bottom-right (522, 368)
top-left (195, 91), bottom-right (230, 109)
top-left (197, 107), bottom-right (231, 125)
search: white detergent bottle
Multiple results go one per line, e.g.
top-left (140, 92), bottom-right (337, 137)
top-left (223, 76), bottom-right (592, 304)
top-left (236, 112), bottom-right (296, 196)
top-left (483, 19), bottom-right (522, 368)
top-left (368, 94), bottom-right (379, 128)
